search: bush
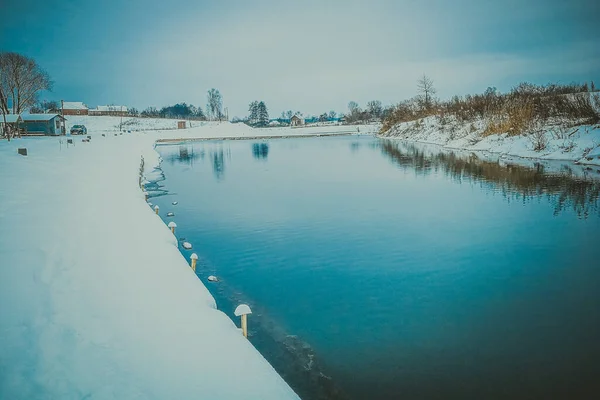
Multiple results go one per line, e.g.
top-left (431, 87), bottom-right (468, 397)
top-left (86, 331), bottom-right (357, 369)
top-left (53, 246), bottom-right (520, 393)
top-left (382, 82), bottom-right (600, 135)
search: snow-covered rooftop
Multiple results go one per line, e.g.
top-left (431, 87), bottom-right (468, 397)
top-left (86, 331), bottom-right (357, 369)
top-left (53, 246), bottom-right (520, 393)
top-left (62, 101), bottom-right (88, 110)
top-left (1, 114), bottom-right (23, 123)
top-left (21, 113), bottom-right (65, 121)
top-left (91, 105), bottom-right (129, 112)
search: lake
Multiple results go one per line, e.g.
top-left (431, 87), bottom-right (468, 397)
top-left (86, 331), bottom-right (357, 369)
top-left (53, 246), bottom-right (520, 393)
top-left (148, 135), bottom-right (600, 400)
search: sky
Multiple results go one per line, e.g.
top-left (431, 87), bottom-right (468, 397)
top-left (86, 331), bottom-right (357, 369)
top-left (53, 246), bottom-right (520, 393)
top-left (1, 0), bottom-right (599, 118)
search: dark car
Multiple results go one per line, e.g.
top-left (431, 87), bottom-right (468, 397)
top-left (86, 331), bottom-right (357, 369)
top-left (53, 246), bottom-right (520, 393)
top-left (70, 125), bottom-right (87, 135)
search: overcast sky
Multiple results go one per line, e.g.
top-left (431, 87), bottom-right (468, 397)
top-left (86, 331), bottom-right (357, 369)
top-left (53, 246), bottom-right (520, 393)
top-left (1, 0), bottom-right (599, 117)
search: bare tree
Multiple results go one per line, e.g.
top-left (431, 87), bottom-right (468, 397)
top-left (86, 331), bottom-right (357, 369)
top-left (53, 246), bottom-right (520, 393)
top-left (207, 88), bottom-right (223, 121)
top-left (1, 52), bottom-right (52, 140)
top-left (417, 74), bottom-right (436, 110)
top-left (366, 100), bottom-right (383, 119)
top-left (328, 110), bottom-right (336, 120)
top-left (348, 101), bottom-right (359, 114)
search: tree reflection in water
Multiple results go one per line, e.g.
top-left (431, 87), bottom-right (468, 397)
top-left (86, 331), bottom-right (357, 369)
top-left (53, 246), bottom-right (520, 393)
top-left (252, 142), bottom-right (269, 160)
top-left (380, 140), bottom-right (600, 218)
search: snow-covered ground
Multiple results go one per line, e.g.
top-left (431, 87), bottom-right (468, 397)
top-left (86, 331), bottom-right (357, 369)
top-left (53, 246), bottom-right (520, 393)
top-left (66, 115), bottom-right (193, 132)
top-left (65, 115), bottom-right (380, 138)
top-left (381, 116), bottom-right (600, 166)
top-left (0, 123), bottom-right (306, 399)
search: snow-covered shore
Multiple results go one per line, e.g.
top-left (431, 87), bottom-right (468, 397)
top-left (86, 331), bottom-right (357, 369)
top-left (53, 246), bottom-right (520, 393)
top-left (0, 122), bottom-right (305, 399)
top-left (380, 116), bottom-right (600, 166)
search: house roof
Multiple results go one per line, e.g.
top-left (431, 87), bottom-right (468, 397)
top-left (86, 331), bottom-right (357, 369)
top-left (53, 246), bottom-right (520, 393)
top-left (21, 113), bottom-right (66, 122)
top-left (1, 114), bottom-right (23, 123)
top-left (91, 105), bottom-right (128, 112)
top-left (62, 101), bottom-right (88, 110)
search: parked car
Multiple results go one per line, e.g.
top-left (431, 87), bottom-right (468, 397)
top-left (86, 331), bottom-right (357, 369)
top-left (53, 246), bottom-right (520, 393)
top-left (70, 125), bottom-right (87, 135)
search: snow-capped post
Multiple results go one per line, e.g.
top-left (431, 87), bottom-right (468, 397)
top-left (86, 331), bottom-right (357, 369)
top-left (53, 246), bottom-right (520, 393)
top-left (143, 191), bottom-right (148, 201)
top-left (234, 304), bottom-right (252, 338)
top-left (168, 221), bottom-right (177, 234)
top-left (154, 205), bottom-right (159, 215)
top-left (190, 253), bottom-right (198, 272)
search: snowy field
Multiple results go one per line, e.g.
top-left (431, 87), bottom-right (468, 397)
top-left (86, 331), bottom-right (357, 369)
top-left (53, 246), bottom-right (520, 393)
top-left (65, 115), bottom-right (380, 138)
top-left (0, 123), bottom-right (304, 399)
top-left (381, 116), bottom-right (600, 166)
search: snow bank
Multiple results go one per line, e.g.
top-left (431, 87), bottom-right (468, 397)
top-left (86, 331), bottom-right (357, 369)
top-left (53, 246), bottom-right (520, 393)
top-left (381, 116), bottom-right (600, 166)
top-left (0, 129), bottom-right (299, 399)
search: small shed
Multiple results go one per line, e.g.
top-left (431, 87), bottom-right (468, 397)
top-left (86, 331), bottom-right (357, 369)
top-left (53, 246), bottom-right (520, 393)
top-left (290, 115), bottom-right (304, 127)
top-left (1, 114), bottom-right (24, 137)
top-left (62, 101), bottom-right (89, 115)
top-left (177, 121), bottom-right (186, 129)
top-left (21, 114), bottom-right (66, 136)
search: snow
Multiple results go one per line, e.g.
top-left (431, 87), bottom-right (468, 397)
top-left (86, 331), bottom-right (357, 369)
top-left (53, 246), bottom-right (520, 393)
top-left (208, 275), bottom-right (219, 282)
top-left (62, 101), bottom-right (88, 110)
top-left (182, 242), bottom-right (192, 250)
top-left (381, 116), bottom-right (600, 166)
top-left (21, 113), bottom-right (64, 121)
top-left (234, 305), bottom-right (252, 316)
top-left (0, 123), bottom-right (302, 399)
top-left (1, 114), bottom-right (23, 123)
top-left (91, 105), bottom-right (129, 113)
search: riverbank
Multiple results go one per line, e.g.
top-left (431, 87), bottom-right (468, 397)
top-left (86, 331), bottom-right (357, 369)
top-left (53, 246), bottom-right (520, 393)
top-left (379, 116), bottom-right (600, 166)
top-left (0, 125), bottom-right (302, 398)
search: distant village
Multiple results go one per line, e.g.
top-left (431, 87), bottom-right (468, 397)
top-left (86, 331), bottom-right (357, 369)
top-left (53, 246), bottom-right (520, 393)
top-left (1, 101), bottom-right (131, 136)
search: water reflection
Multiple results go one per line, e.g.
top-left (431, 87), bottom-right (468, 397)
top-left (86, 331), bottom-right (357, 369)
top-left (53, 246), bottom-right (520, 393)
top-left (380, 140), bottom-right (600, 218)
top-left (252, 142), bottom-right (269, 160)
top-left (163, 145), bottom-right (203, 166)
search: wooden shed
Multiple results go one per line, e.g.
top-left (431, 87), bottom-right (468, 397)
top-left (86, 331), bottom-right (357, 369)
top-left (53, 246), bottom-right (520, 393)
top-left (21, 114), bottom-right (66, 136)
top-left (177, 121), bottom-right (186, 129)
top-left (1, 114), bottom-right (24, 137)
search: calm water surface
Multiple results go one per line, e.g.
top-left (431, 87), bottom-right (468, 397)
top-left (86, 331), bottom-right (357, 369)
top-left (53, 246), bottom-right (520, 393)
top-left (149, 136), bottom-right (600, 400)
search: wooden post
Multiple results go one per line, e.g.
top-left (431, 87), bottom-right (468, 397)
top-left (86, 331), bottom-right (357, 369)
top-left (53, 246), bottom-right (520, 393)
top-left (144, 191), bottom-right (148, 201)
top-left (234, 304), bottom-right (252, 338)
top-left (190, 253), bottom-right (198, 272)
top-left (154, 205), bottom-right (159, 214)
top-left (241, 315), bottom-right (248, 338)
top-left (168, 221), bottom-right (177, 234)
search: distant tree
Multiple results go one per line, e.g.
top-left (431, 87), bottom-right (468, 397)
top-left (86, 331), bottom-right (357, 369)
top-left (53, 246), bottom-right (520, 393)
top-left (31, 99), bottom-right (59, 113)
top-left (417, 75), bottom-right (436, 109)
top-left (0, 52), bottom-right (52, 140)
top-left (280, 111), bottom-right (286, 120)
top-left (348, 101), bottom-right (359, 114)
top-left (248, 101), bottom-right (259, 125)
top-left (141, 107), bottom-right (159, 117)
top-left (257, 101), bottom-right (269, 126)
top-left (285, 110), bottom-right (293, 119)
top-left (319, 113), bottom-right (328, 122)
top-left (207, 88), bottom-right (223, 121)
top-left (347, 101), bottom-right (363, 123)
top-left (328, 110), bottom-right (336, 120)
top-left (366, 100), bottom-right (383, 119)
top-left (129, 107), bottom-right (140, 117)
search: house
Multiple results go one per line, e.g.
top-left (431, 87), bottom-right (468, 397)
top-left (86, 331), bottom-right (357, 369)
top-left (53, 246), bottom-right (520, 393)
top-left (21, 114), bottom-right (66, 136)
top-left (0, 114), bottom-right (24, 136)
top-left (62, 101), bottom-right (89, 115)
top-left (290, 115), bottom-right (304, 127)
top-left (89, 105), bottom-right (129, 116)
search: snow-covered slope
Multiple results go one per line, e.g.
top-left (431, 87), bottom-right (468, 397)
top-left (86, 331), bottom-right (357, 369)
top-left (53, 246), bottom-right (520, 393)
top-left (0, 130), bottom-right (300, 399)
top-left (65, 115), bottom-right (190, 132)
top-left (381, 116), bottom-right (600, 165)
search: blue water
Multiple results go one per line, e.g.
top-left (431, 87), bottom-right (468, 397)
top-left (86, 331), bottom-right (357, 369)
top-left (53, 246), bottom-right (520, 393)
top-left (149, 136), bottom-right (600, 400)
